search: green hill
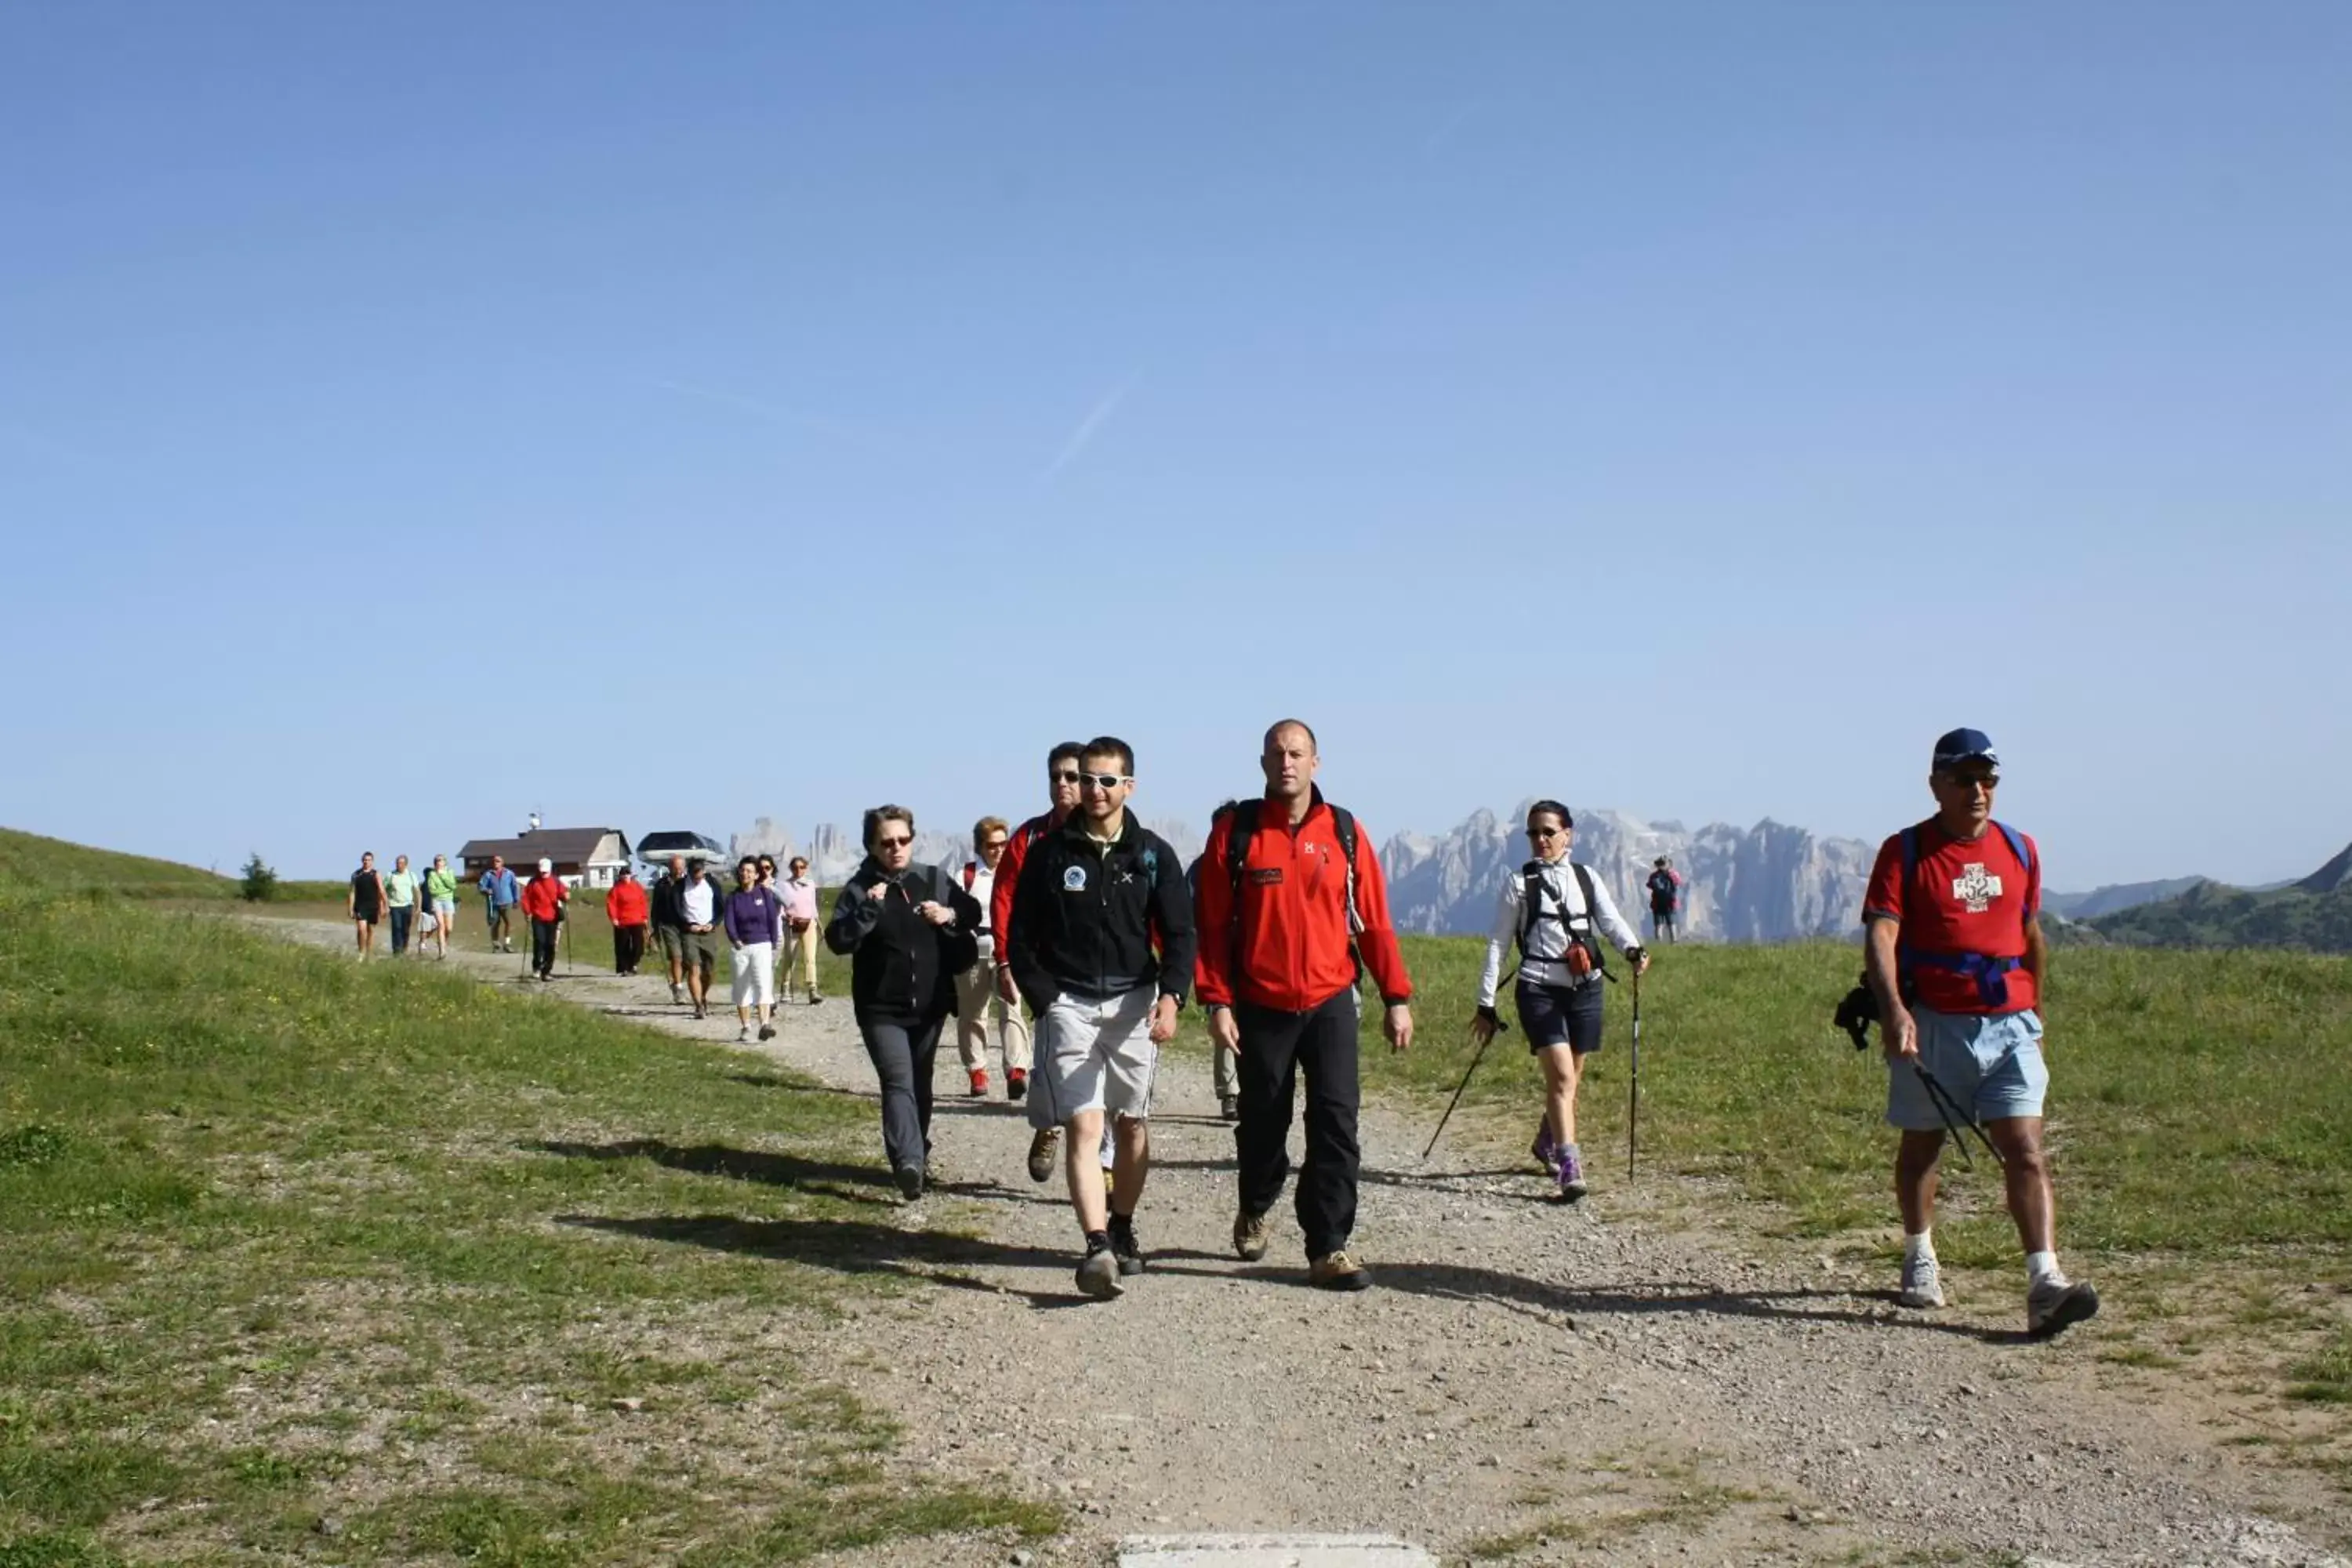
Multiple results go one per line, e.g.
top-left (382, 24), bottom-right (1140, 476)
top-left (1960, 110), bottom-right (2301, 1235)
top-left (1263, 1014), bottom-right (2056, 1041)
top-left (2091, 867), bottom-right (2352, 953)
top-left (0, 826), bottom-right (239, 900)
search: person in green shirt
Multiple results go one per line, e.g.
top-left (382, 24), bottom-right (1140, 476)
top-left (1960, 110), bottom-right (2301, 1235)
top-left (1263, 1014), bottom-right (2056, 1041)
top-left (423, 855), bottom-right (459, 960)
top-left (384, 855), bottom-right (420, 956)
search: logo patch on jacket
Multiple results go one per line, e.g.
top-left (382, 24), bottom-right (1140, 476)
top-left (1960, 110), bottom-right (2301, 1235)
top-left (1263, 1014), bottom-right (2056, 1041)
top-left (1062, 866), bottom-right (1087, 892)
top-left (1248, 867), bottom-right (1284, 886)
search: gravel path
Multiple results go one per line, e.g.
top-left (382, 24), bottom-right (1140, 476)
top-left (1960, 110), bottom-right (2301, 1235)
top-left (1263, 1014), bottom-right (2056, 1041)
top-left (263, 924), bottom-right (2349, 1566)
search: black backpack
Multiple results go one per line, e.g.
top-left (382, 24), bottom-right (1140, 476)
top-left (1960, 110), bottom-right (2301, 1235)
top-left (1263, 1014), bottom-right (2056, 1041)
top-left (1519, 859), bottom-right (1608, 978)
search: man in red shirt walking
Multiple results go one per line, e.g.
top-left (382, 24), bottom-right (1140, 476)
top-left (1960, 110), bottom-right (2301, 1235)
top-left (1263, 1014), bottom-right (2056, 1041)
top-left (1195, 719), bottom-right (1414, 1291)
top-left (520, 856), bottom-right (570, 983)
top-left (606, 866), bottom-right (652, 975)
top-left (1864, 728), bottom-right (2098, 1339)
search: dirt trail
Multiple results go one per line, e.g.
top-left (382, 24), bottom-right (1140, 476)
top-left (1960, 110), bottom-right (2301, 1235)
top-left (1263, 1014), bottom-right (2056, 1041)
top-left (262, 923), bottom-right (2347, 1566)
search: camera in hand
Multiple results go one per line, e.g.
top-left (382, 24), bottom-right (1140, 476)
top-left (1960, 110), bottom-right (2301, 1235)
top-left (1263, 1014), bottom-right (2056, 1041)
top-left (1833, 973), bottom-right (1878, 1051)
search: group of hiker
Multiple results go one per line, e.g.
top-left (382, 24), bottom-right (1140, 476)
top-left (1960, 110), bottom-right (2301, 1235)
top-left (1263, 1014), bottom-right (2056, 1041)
top-left (339, 719), bottom-right (2098, 1336)
top-left (815, 717), bottom-right (2097, 1336)
top-left (344, 851), bottom-right (462, 961)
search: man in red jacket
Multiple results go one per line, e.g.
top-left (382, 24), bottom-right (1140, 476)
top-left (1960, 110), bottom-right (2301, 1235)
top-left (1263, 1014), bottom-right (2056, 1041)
top-left (520, 857), bottom-right (569, 982)
top-left (1195, 719), bottom-right (1414, 1291)
top-left (606, 866), bottom-right (652, 976)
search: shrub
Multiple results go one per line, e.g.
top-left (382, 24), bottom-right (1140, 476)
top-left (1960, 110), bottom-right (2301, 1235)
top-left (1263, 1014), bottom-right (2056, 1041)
top-left (238, 853), bottom-right (278, 904)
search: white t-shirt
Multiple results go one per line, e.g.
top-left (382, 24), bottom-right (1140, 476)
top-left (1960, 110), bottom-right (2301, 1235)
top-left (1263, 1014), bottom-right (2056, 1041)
top-left (682, 878), bottom-right (717, 927)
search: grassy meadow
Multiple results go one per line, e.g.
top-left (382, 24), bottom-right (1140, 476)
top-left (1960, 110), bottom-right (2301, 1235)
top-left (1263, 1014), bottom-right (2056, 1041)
top-left (0, 876), bottom-right (1051, 1563)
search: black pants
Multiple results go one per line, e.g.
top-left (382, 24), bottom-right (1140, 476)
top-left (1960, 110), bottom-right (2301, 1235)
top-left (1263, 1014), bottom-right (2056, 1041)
top-left (531, 917), bottom-right (561, 977)
top-left (859, 1012), bottom-right (945, 1178)
top-left (1236, 986), bottom-right (1362, 1259)
top-left (1651, 907), bottom-right (1675, 943)
top-left (614, 924), bottom-right (645, 975)
top-left (389, 906), bottom-right (413, 953)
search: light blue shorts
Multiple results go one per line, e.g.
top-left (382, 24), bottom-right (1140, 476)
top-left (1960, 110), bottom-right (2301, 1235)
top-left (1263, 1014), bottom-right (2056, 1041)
top-left (1887, 1007), bottom-right (2048, 1130)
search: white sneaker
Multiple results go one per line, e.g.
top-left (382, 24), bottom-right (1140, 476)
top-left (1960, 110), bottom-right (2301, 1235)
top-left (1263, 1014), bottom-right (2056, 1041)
top-left (1897, 1253), bottom-right (1944, 1308)
top-left (2027, 1276), bottom-right (2100, 1340)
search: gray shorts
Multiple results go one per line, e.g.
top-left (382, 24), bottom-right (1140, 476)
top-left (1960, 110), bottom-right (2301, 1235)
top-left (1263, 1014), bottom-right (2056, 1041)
top-left (1889, 1006), bottom-right (2049, 1129)
top-left (1026, 986), bottom-right (1157, 1130)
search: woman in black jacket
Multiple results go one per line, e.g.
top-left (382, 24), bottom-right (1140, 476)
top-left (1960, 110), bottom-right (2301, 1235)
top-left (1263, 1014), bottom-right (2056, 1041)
top-left (826, 805), bottom-right (982, 1199)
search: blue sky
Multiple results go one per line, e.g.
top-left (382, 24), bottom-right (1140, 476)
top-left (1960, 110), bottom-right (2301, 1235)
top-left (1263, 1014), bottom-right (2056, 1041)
top-left (4, 2), bottom-right (2347, 889)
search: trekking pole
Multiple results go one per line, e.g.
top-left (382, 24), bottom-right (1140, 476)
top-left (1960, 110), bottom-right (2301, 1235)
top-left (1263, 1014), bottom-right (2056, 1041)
top-left (1422, 1018), bottom-right (1504, 1161)
top-left (563, 910), bottom-right (573, 976)
top-left (1628, 967), bottom-right (1642, 1179)
top-left (1913, 1063), bottom-right (2003, 1171)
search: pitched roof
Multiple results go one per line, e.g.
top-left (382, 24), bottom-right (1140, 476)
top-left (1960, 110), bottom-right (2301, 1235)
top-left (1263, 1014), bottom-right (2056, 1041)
top-left (457, 828), bottom-right (626, 866)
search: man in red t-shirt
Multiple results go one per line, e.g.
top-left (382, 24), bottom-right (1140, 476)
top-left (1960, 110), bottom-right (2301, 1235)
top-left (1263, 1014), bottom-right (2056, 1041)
top-left (1863, 728), bottom-right (2097, 1340)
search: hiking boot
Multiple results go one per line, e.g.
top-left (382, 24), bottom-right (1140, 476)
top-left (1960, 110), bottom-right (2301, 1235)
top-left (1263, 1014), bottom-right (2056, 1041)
top-left (1007, 1069), bottom-right (1027, 1102)
top-left (670, 982), bottom-right (683, 1004)
top-left (1109, 1214), bottom-right (1146, 1276)
top-left (1233, 1209), bottom-right (1272, 1262)
top-left (809, 992), bottom-right (823, 1006)
top-left (1532, 1118), bottom-right (1559, 1173)
top-left (895, 1164), bottom-right (925, 1202)
top-left (969, 1069), bottom-right (989, 1098)
top-left (1076, 1236), bottom-right (1124, 1300)
top-left (2027, 1276), bottom-right (2100, 1340)
top-left (1555, 1142), bottom-right (1588, 1203)
top-left (1897, 1254), bottom-right (1945, 1309)
top-left (1026, 1127), bottom-right (1060, 1183)
top-left (1309, 1250), bottom-right (1371, 1292)
top-left (735, 1024), bottom-right (751, 1044)
top-left (757, 1023), bottom-right (776, 1041)
top-left (1220, 1094), bottom-right (1240, 1123)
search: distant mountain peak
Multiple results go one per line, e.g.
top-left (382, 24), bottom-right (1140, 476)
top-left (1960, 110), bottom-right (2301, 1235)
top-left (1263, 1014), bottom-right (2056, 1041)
top-left (2296, 841), bottom-right (2352, 895)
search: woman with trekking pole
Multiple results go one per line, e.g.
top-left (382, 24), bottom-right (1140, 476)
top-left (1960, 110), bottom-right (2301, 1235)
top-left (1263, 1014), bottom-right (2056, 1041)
top-left (1467, 801), bottom-right (1647, 1201)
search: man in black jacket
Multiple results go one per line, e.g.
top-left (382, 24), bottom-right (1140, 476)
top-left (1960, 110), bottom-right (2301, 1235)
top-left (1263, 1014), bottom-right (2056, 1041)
top-left (651, 854), bottom-right (691, 1004)
top-left (1006, 735), bottom-right (1196, 1300)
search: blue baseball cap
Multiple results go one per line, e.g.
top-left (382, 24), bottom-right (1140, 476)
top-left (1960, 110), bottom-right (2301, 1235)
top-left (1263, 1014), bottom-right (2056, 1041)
top-left (1932, 728), bottom-right (1999, 771)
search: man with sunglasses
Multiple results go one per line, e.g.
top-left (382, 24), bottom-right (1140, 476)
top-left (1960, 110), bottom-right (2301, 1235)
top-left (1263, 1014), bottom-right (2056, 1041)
top-left (994, 742), bottom-right (1095, 1182)
top-left (1864, 728), bottom-right (2098, 1339)
top-left (1005, 736), bottom-right (1196, 1300)
top-left (1196, 719), bottom-right (1414, 1292)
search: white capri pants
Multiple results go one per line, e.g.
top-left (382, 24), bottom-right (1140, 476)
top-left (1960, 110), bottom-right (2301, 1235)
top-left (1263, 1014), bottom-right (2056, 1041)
top-left (731, 942), bottom-right (776, 1008)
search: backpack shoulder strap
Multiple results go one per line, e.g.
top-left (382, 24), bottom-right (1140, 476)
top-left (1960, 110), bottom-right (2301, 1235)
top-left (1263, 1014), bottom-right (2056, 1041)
top-left (1517, 858), bottom-right (1547, 950)
top-left (1328, 804), bottom-right (1362, 934)
top-left (1994, 821), bottom-right (2033, 875)
top-left (1223, 800), bottom-right (1261, 895)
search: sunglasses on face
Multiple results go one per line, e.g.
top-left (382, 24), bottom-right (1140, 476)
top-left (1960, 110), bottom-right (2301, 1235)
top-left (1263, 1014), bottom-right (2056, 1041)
top-left (875, 835), bottom-right (913, 850)
top-left (1946, 773), bottom-right (2001, 791)
top-left (1527, 826), bottom-right (1566, 840)
top-left (1050, 770), bottom-right (1081, 785)
top-left (1078, 772), bottom-right (1133, 790)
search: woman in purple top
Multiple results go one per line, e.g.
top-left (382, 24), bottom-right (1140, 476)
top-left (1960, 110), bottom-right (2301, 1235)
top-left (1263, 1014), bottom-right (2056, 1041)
top-left (724, 856), bottom-right (784, 1044)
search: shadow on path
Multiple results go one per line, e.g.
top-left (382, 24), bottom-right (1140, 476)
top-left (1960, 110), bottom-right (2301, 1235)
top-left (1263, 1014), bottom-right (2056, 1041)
top-left (529, 1138), bottom-right (895, 1206)
top-left (560, 1211), bottom-right (1094, 1308)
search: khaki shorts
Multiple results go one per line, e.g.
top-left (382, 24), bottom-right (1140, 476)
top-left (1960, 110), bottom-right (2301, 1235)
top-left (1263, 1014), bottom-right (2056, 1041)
top-left (1026, 985), bottom-right (1157, 1131)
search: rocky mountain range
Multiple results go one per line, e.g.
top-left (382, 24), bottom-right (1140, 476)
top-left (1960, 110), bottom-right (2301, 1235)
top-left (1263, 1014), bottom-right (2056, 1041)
top-left (1379, 804), bottom-right (1875, 941)
top-left (728, 806), bottom-right (2331, 947)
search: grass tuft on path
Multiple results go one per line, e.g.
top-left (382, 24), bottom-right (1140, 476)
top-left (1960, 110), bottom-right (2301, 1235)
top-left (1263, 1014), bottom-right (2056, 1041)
top-left (0, 886), bottom-right (1058, 1563)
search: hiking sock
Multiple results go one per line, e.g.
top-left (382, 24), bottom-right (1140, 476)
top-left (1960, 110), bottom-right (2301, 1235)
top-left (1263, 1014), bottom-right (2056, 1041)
top-left (1083, 1229), bottom-right (1111, 1252)
top-left (2026, 1250), bottom-right (2064, 1287)
top-left (1904, 1231), bottom-right (1936, 1266)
